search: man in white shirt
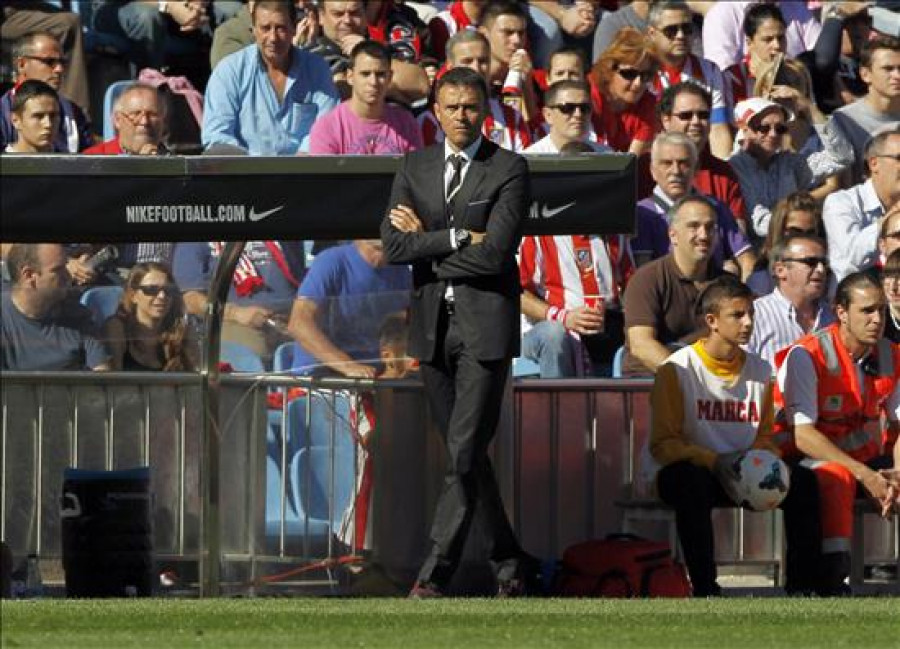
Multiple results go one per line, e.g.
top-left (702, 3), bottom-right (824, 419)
top-left (747, 234), bottom-right (834, 369)
top-left (823, 125), bottom-right (900, 280)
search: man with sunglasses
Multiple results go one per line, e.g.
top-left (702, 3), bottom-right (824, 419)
top-left (519, 80), bottom-right (632, 377)
top-left (0, 31), bottom-right (92, 153)
top-left (823, 125), bottom-right (900, 280)
top-left (730, 97), bottom-right (853, 242)
top-left (657, 82), bottom-right (748, 232)
top-left (646, 1), bottom-right (733, 161)
top-left (747, 234), bottom-right (834, 369)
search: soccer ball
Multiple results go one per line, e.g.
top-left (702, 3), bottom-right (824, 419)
top-left (722, 450), bottom-right (790, 511)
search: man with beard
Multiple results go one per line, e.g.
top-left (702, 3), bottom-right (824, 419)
top-left (1, 243), bottom-right (110, 371)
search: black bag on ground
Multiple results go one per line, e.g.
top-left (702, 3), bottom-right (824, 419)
top-left (61, 466), bottom-right (154, 597)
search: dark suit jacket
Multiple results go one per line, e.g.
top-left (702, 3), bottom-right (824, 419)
top-left (381, 139), bottom-right (530, 363)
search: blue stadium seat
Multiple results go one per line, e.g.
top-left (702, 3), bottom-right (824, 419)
top-left (272, 342), bottom-right (294, 374)
top-left (290, 445), bottom-right (356, 541)
top-left (220, 341), bottom-right (265, 373)
top-left (512, 356), bottom-right (541, 378)
top-left (283, 392), bottom-right (355, 461)
top-left (612, 345), bottom-right (626, 378)
top-left (265, 455), bottom-right (301, 539)
top-left (79, 286), bottom-right (123, 328)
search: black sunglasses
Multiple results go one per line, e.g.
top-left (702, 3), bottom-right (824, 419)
top-left (752, 123), bottom-right (788, 135)
top-left (783, 256), bottom-right (828, 269)
top-left (660, 22), bottom-right (694, 40)
top-left (550, 102), bottom-right (592, 115)
top-left (783, 226), bottom-right (818, 237)
top-left (137, 284), bottom-right (177, 297)
top-left (672, 110), bottom-right (710, 121)
top-left (616, 66), bottom-right (654, 83)
top-left (23, 55), bottom-right (68, 67)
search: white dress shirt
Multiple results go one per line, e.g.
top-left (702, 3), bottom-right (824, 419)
top-left (822, 179), bottom-right (885, 280)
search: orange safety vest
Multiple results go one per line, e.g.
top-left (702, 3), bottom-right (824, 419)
top-left (772, 324), bottom-right (900, 462)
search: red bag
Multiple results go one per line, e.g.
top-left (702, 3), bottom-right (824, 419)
top-left (556, 534), bottom-right (691, 598)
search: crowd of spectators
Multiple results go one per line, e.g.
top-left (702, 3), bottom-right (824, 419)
top-left (2, 0), bottom-right (900, 598)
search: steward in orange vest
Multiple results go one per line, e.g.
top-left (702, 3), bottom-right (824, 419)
top-left (773, 272), bottom-right (900, 592)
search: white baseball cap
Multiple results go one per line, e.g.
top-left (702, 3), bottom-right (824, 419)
top-left (733, 97), bottom-right (793, 129)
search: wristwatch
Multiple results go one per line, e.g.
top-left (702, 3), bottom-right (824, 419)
top-left (454, 228), bottom-right (471, 249)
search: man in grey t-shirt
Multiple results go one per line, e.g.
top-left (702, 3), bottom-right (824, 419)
top-left (1, 243), bottom-right (110, 371)
top-left (828, 35), bottom-right (900, 184)
top-left (592, 0), bottom-right (651, 61)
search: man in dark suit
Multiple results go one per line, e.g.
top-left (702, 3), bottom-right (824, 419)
top-left (381, 66), bottom-right (531, 598)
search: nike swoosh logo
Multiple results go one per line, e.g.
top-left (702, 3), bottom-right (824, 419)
top-left (249, 205), bottom-right (285, 222)
top-left (540, 202), bottom-right (575, 218)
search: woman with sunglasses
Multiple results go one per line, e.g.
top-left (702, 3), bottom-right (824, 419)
top-left (746, 191), bottom-right (825, 296)
top-left (103, 262), bottom-right (197, 371)
top-left (588, 27), bottom-right (659, 156)
top-left (730, 97), bottom-right (853, 242)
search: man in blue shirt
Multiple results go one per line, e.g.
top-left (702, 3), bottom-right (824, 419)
top-left (288, 240), bottom-right (411, 377)
top-left (202, 0), bottom-right (340, 155)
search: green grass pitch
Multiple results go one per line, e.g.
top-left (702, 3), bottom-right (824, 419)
top-left (1, 598), bottom-right (898, 649)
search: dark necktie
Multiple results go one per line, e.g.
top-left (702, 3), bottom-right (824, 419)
top-left (446, 154), bottom-right (464, 223)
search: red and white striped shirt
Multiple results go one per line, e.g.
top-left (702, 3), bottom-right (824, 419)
top-left (651, 55), bottom-right (731, 123)
top-left (418, 98), bottom-right (532, 151)
top-left (429, 1), bottom-right (477, 61)
top-left (518, 234), bottom-right (636, 332)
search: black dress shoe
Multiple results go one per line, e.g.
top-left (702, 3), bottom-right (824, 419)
top-left (496, 577), bottom-right (525, 598)
top-left (409, 581), bottom-right (443, 599)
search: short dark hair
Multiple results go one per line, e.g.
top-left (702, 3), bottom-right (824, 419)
top-left (656, 80), bottom-right (711, 121)
top-left (834, 271), bottom-right (883, 311)
top-left (669, 193), bottom-right (716, 224)
top-left (12, 31), bottom-right (58, 61)
top-left (434, 66), bottom-right (488, 107)
top-left (544, 80), bottom-right (590, 107)
top-left (559, 140), bottom-right (595, 155)
top-left (743, 3), bottom-right (785, 40)
top-left (5, 243), bottom-right (41, 285)
top-left (648, 1), bottom-right (691, 28)
top-left (480, 1), bottom-right (528, 30)
top-left (548, 46), bottom-right (586, 74)
top-left (883, 249), bottom-right (900, 280)
top-left (698, 275), bottom-right (753, 317)
top-left (379, 312), bottom-right (409, 349)
top-left (349, 40), bottom-right (392, 67)
top-left (860, 34), bottom-right (900, 70)
top-left (769, 233), bottom-right (827, 277)
top-left (252, 0), bottom-right (297, 25)
top-left (11, 79), bottom-right (59, 114)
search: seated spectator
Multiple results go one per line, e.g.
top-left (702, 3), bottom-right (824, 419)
top-left (588, 27), bottom-right (659, 156)
top-left (309, 40), bottom-right (422, 155)
top-left (103, 262), bottom-right (197, 371)
top-left (419, 29), bottom-right (531, 152)
top-left (646, 275), bottom-right (823, 597)
top-left (287, 240), bottom-right (411, 377)
top-left (519, 81), bottom-right (630, 378)
top-left (828, 35), bottom-right (900, 185)
top-left (85, 83), bottom-right (167, 155)
top-left (707, 1), bottom-right (820, 76)
top-left (592, 0), bottom-right (651, 62)
top-left (3, 79), bottom-right (59, 154)
top-left (647, 1), bottom-right (733, 160)
top-left (773, 272), bottom-right (900, 593)
top-left (623, 195), bottom-right (723, 376)
top-left (882, 249), bottom-right (900, 344)
top-left (305, 0), bottom-right (429, 106)
top-left (1, 3), bottom-right (90, 112)
top-left (746, 191), bottom-right (825, 295)
top-left (730, 97), bottom-right (853, 241)
top-left (210, 0), bottom-right (254, 69)
top-left (0, 31), bottom-right (91, 153)
top-left (823, 125), bottom-right (900, 280)
top-left (92, 0), bottom-right (242, 75)
top-left (172, 240), bottom-right (304, 359)
top-left (747, 234), bottom-right (834, 370)
top-left (202, 1), bottom-right (339, 155)
top-left (633, 132), bottom-right (756, 280)
top-left (657, 82), bottom-right (748, 229)
top-left (429, 0), bottom-right (485, 62)
top-left (478, 1), bottom-right (540, 123)
top-left (1, 243), bottom-right (110, 371)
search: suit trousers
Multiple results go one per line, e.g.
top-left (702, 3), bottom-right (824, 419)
top-left (657, 460), bottom-right (822, 596)
top-left (417, 307), bottom-right (521, 587)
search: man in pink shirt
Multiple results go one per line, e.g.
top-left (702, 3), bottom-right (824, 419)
top-left (309, 40), bottom-right (422, 154)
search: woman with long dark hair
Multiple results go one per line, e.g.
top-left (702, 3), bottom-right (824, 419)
top-left (103, 262), bottom-right (196, 371)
